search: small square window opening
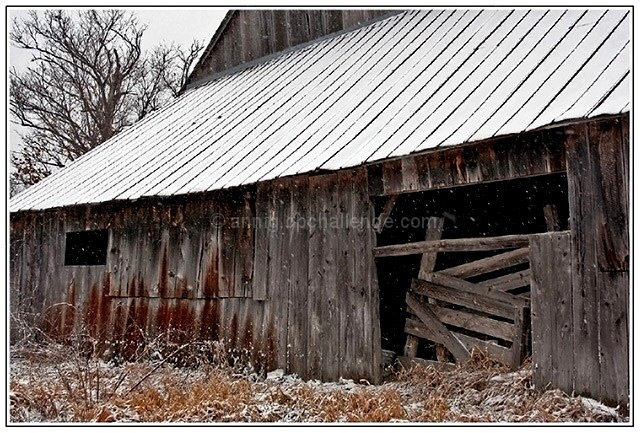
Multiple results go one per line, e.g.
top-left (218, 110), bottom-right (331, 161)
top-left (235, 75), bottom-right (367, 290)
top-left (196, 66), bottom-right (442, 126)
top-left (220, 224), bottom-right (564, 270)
top-left (64, 230), bottom-right (109, 266)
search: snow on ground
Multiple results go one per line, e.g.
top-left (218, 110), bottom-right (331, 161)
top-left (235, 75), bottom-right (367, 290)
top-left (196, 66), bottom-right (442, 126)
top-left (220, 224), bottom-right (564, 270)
top-left (9, 342), bottom-right (628, 424)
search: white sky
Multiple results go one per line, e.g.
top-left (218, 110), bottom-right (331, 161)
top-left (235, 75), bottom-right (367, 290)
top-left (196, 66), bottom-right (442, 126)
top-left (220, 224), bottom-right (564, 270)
top-left (8, 8), bottom-right (228, 151)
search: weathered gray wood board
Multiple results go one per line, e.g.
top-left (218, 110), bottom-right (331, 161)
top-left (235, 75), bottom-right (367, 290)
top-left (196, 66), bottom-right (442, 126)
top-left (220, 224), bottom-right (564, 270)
top-left (367, 129), bottom-right (567, 196)
top-left (10, 168), bottom-right (382, 383)
top-left (529, 231), bottom-right (574, 393)
top-left (530, 114), bottom-right (629, 406)
top-left (190, 10), bottom-right (396, 83)
top-left (374, 234), bottom-right (530, 257)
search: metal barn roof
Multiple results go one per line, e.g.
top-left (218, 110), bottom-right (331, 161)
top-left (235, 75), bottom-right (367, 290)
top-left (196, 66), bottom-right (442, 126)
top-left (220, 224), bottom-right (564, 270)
top-left (10, 9), bottom-right (630, 212)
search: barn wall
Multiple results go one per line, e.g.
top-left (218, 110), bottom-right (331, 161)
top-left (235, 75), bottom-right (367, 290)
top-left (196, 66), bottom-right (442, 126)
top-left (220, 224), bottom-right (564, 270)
top-left (189, 9), bottom-right (396, 84)
top-left (253, 169), bottom-right (381, 382)
top-left (564, 114), bottom-right (629, 406)
top-left (529, 114), bottom-right (629, 406)
top-left (10, 187), bottom-right (261, 360)
top-left (10, 167), bottom-right (381, 383)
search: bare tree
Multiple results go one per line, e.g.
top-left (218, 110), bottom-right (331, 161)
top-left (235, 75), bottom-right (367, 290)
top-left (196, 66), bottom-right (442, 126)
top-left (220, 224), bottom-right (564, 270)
top-left (10, 9), bottom-right (204, 190)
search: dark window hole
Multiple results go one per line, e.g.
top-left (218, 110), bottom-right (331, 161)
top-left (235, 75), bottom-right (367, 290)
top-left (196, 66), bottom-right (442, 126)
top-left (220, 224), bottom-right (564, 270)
top-left (64, 230), bottom-right (108, 266)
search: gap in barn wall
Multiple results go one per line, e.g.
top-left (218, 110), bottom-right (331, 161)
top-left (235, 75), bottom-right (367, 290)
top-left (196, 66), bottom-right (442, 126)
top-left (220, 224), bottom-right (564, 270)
top-left (375, 172), bottom-right (569, 361)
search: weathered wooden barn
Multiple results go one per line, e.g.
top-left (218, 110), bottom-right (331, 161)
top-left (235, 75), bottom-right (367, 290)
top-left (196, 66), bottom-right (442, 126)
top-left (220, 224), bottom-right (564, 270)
top-left (10, 9), bottom-right (630, 406)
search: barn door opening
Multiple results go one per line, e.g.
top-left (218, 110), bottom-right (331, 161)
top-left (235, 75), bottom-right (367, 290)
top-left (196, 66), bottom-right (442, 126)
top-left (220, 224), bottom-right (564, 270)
top-left (401, 238), bottom-right (531, 368)
top-left (373, 173), bottom-right (569, 368)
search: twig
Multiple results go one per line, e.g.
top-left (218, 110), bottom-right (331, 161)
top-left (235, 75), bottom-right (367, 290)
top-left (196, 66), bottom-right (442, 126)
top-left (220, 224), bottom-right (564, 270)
top-left (124, 343), bottom-right (190, 396)
top-left (95, 357), bottom-right (100, 402)
top-left (108, 367), bottom-right (129, 399)
top-left (55, 365), bottom-right (74, 399)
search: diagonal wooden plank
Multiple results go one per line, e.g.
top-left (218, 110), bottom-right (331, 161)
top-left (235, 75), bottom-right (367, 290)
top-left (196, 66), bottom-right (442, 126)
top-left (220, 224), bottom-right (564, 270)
top-left (430, 304), bottom-right (515, 341)
top-left (404, 318), bottom-right (511, 366)
top-left (481, 269), bottom-right (531, 292)
top-left (373, 195), bottom-right (397, 233)
top-left (438, 247), bottom-right (530, 279)
top-left (425, 272), bottom-right (527, 307)
top-left (413, 278), bottom-right (515, 319)
top-left (453, 332), bottom-right (512, 366)
top-left (405, 292), bottom-right (470, 362)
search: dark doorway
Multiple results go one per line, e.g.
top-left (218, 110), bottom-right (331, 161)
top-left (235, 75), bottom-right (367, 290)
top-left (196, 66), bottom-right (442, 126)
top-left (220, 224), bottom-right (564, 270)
top-left (375, 172), bottom-right (569, 357)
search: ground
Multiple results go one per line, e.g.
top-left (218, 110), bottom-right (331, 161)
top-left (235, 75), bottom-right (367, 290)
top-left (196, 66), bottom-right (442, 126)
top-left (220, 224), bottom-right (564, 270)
top-left (9, 341), bottom-right (626, 423)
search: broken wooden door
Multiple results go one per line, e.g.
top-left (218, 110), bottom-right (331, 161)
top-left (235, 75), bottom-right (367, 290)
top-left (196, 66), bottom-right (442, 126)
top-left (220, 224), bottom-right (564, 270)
top-left (402, 240), bottom-right (531, 369)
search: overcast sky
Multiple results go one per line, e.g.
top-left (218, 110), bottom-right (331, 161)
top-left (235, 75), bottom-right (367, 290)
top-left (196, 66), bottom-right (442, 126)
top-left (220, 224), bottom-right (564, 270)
top-left (8, 8), bottom-right (229, 151)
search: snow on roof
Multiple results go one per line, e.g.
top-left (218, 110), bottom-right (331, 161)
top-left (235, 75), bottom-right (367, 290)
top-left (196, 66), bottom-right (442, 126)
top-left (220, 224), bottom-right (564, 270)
top-left (10, 9), bottom-right (630, 212)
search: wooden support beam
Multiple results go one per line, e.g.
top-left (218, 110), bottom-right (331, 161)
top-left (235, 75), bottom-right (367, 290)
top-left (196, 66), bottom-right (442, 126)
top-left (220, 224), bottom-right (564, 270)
top-left (543, 204), bottom-right (560, 231)
top-left (405, 217), bottom-right (444, 358)
top-left (404, 322), bottom-right (420, 360)
top-left (374, 234), bottom-right (530, 257)
top-left (373, 195), bottom-right (398, 234)
top-left (439, 247), bottom-right (530, 279)
top-left (418, 218), bottom-right (444, 278)
top-left (405, 315), bottom-right (439, 341)
top-left (405, 292), bottom-right (470, 362)
top-left (510, 305), bottom-right (529, 369)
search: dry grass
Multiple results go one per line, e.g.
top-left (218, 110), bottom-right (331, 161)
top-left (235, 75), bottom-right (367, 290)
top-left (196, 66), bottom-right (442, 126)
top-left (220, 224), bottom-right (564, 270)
top-left (9, 343), bottom-right (627, 424)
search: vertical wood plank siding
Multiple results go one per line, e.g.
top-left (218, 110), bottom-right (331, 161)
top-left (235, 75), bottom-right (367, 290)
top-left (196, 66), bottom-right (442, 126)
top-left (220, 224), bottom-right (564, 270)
top-left (530, 115), bottom-right (629, 407)
top-left (190, 10), bottom-right (395, 83)
top-left (529, 232), bottom-right (573, 393)
top-left (253, 169), bottom-right (380, 381)
top-left (367, 129), bottom-right (567, 196)
top-left (10, 168), bottom-right (382, 383)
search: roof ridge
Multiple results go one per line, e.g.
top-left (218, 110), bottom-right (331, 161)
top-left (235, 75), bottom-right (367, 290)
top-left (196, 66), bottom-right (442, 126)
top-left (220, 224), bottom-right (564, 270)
top-left (184, 10), bottom-right (404, 92)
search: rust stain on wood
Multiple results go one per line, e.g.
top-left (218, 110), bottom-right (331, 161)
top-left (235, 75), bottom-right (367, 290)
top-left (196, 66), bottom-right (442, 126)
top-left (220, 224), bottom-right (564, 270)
top-left (129, 276), bottom-right (137, 297)
top-left (242, 315), bottom-right (254, 357)
top-left (111, 303), bottom-right (126, 347)
top-left (122, 299), bottom-right (143, 359)
top-left (159, 244), bottom-right (169, 298)
top-left (61, 280), bottom-right (76, 337)
top-left (229, 313), bottom-right (238, 348)
top-left (265, 323), bottom-right (277, 371)
top-left (99, 273), bottom-right (112, 334)
top-left (137, 276), bottom-right (148, 297)
top-left (173, 301), bottom-right (193, 344)
top-left (203, 249), bottom-right (219, 298)
top-left (156, 300), bottom-right (171, 333)
top-left (85, 284), bottom-right (100, 338)
top-left (199, 299), bottom-right (221, 340)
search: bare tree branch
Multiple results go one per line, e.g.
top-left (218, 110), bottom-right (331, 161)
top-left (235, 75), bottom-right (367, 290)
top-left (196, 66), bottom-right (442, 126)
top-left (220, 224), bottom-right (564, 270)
top-left (10, 9), bottom-right (204, 190)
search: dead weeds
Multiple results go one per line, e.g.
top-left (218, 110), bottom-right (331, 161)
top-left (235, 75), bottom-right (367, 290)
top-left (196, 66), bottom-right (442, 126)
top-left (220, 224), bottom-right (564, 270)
top-left (9, 343), bottom-right (627, 424)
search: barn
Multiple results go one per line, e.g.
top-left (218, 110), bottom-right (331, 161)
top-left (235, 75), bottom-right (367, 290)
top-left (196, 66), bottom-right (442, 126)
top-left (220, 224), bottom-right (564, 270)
top-left (9, 9), bottom-right (630, 406)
